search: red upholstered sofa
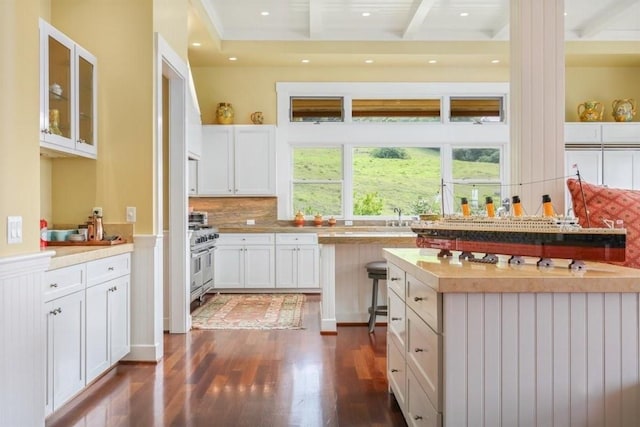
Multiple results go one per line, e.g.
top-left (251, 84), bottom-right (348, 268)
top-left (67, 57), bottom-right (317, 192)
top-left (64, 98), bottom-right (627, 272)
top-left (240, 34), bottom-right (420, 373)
top-left (566, 178), bottom-right (640, 269)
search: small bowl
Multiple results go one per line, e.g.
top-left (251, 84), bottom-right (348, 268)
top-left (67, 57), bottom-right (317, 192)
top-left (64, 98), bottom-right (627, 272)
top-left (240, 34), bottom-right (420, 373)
top-left (49, 229), bottom-right (74, 241)
top-left (68, 234), bottom-right (86, 242)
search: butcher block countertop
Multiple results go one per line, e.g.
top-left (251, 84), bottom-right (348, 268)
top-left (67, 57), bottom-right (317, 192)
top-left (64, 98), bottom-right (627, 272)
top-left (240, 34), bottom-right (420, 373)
top-left (45, 243), bottom-right (134, 270)
top-left (218, 225), bottom-right (417, 245)
top-left (383, 248), bottom-right (640, 293)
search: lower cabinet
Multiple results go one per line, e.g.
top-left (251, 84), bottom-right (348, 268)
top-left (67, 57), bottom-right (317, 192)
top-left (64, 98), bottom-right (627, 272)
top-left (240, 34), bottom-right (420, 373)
top-left (86, 275), bottom-right (130, 383)
top-left (45, 289), bottom-right (86, 416)
top-left (275, 233), bottom-right (319, 288)
top-left (387, 261), bottom-right (443, 427)
top-left (214, 233), bottom-right (275, 288)
top-left (44, 252), bottom-right (131, 416)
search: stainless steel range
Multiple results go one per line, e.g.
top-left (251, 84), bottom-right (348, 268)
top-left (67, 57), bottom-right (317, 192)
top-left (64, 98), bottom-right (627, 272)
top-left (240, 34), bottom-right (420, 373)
top-left (189, 225), bottom-right (218, 303)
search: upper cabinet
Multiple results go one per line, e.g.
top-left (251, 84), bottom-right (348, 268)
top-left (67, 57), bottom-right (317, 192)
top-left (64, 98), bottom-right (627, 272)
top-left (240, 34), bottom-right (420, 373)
top-left (187, 68), bottom-right (202, 160)
top-left (565, 122), bottom-right (640, 145)
top-left (197, 125), bottom-right (276, 196)
top-left (39, 19), bottom-right (97, 159)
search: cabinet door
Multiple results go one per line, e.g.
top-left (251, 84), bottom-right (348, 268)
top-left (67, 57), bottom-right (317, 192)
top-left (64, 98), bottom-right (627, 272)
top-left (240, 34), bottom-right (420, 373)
top-left (275, 245), bottom-right (297, 288)
top-left (245, 245), bottom-right (275, 288)
top-left (234, 126), bottom-right (276, 195)
top-left (86, 281), bottom-right (110, 383)
top-left (214, 245), bottom-right (245, 288)
top-left (109, 276), bottom-right (130, 363)
top-left (565, 150), bottom-right (602, 185)
top-left (40, 20), bottom-right (74, 150)
top-left (603, 150), bottom-right (636, 190)
top-left (296, 245), bottom-right (320, 288)
top-left (188, 159), bottom-right (198, 195)
top-left (199, 126), bottom-right (234, 195)
top-left (46, 291), bottom-right (85, 411)
top-left (74, 45), bottom-right (97, 158)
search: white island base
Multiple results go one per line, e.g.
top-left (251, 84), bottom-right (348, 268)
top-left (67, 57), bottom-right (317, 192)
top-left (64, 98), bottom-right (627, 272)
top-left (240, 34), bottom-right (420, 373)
top-left (383, 248), bottom-right (640, 427)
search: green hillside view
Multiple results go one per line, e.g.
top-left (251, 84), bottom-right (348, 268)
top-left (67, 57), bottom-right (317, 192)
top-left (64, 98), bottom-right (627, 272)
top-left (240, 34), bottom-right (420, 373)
top-left (294, 147), bottom-right (500, 216)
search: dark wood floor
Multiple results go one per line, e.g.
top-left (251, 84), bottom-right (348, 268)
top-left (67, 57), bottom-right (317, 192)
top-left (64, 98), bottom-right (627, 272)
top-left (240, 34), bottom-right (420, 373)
top-left (47, 295), bottom-right (407, 427)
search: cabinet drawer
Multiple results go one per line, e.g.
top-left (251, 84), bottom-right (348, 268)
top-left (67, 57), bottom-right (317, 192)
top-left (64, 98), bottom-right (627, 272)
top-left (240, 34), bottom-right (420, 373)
top-left (217, 233), bottom-right (274, 245)
top-left (44, 263), bottom-right (86, 302)
top-left (387, 262), bottom-right (405, 299)
top-left (275, 233), bottom-right (318, 245)
top-left (407, 366), bottom-right (442, 427)
top-left (388, 289), bottom-right (406, 351)
top-left (388, 337), bottom-right (406, 410)
top-left (87, 253), bottom-right (131, 287)
top-left (407, 307), bottom-right (442, 412)
top-left (406, 273), bottom-right (440, 332)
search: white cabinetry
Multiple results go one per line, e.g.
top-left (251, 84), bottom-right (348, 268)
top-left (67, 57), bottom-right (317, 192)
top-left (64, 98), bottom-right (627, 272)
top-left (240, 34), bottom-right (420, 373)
top-left (187, 69), bottom-right (202, 160)
top-left (44, 264), bottom-right (86, 416)
top-left (198, 125), bottom-right (276, 196)
top-left (387, 262), bottom-right (443, 427)
top-left (85, 254), bottom-right (131, 383)
top-left (44, 252), bottom-right (131, 416)
top-left (275, 233), bottom-right (320, 288)
top-left (188, 159), bottom-right (198, 195)
top-left (214, 233), bottom-right (275, 288)
top-left (39, 19), bottom-right (97, 159)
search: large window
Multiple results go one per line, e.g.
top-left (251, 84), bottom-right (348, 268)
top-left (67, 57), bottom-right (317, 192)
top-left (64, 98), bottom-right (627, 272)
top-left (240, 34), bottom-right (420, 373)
top-left (292, 146), bottom-right (506, 219)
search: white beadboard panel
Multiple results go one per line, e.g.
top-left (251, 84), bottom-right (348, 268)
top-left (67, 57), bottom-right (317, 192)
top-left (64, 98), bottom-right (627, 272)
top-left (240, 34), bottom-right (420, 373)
top-left (0, 252), bottom-right (51, 427)
top-left (125, 234), bottom-right (163, 362)
top-left (552, 294), bottom-right (570, 427)
top-left (466, 293), bottom-right (484, 424)
top-left (443, 292), bottom-right (640, 427)
top-left (443, 293), bottom-right (467, 427)
top-left (319, 244), bottom-right (337, 332)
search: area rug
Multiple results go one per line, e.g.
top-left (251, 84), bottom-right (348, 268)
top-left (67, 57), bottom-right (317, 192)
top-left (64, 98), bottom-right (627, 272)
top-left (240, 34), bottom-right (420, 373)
top-left (191, 293), bottom-right (305, 330)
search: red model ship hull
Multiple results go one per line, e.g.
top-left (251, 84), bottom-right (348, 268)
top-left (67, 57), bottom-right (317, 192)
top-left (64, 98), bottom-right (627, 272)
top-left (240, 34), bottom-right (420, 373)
top-left (415, 236), bottom-right (626, 262)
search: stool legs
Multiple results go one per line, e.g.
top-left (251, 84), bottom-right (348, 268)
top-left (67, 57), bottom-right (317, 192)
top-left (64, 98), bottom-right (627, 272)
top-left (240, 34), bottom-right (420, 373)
top-left (368, 277), bottom-right (379, 333)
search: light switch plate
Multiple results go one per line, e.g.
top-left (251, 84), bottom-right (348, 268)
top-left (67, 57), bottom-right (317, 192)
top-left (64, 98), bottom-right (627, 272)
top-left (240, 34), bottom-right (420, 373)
top-left (7, 216), bottom-right (22, 244)
top-left (126, 207), bottom-right (136, 223)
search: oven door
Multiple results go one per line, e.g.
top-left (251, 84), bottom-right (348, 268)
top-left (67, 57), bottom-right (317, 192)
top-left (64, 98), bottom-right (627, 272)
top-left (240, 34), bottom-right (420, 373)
top-left (202, 246), bottom-right (215, 287)
top-left (190, 249), bottom-right (206, 301)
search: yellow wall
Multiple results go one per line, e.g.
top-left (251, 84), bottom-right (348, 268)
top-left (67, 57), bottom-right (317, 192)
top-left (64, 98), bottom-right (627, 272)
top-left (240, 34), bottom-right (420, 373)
top-left (0, 0), bottom-right (41, 256)
top-left (48, 0), bottom-right (155, 233)
top-left (566, 66), bottom-right (640, 122)
top-left (191, 65), bottom-right (511, 125)
top-left (154, 0), bottom-right (188, 60)
top-left (192, 64), bottom-right (640, 126)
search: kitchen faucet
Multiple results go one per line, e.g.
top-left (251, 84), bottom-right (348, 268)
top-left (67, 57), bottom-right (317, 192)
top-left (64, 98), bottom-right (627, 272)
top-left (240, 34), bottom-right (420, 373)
top-left (393, 207), bottom-right (402, 225)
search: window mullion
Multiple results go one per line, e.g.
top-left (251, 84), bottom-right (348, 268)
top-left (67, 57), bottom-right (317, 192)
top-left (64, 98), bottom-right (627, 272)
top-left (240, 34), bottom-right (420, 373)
top-left (343, 144), bottom-right (354, 219)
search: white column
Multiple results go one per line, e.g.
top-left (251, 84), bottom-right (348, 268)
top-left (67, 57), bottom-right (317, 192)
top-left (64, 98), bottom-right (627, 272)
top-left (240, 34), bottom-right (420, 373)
top-left (510, 0), bottom-right (566, 214)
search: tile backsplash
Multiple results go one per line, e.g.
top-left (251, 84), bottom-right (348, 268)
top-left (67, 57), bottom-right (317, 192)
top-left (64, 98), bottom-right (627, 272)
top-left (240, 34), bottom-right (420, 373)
top-left (189, 197), bottom-right (277, 226)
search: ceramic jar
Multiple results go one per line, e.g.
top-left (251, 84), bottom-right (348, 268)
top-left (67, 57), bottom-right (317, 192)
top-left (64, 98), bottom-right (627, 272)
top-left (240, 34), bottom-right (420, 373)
top-left (313, 214), bottom-right (323, 227)
top-left (577, 100), bottom-right (604, 122)
top-left (215, 102), bottom-right (235, 124)
top-left (612, 99), bottom-right (636, 122)
top-left (327, 216), bottom-right (337, 227)
top-left (250, 111), bottom-right (264, 124)
top-left (293, 211), bottom-right (305, 227)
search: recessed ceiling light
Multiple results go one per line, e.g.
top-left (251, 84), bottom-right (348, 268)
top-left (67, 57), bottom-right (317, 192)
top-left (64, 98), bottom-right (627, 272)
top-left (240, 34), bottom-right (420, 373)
top-left (428, 59), bottom-right (437, 64)
top-left (362, 12), bottom-right (371, 17)
top-left (301, 59), bottom-right (310, 63)
top-left (365, 59), bottom-right (374, 64)
top-left (564, 12), bottom-right (568, 16)
top-left (460, 12), bottom-right (469, 17)
top-left (191, 42), bottom-right (201, 47)
top-left (491, 59), bottom-right (500, 64)
top-left (229, 57), bottom-right (238, 61)
top-left (261, 11), bottom-right (270, 16)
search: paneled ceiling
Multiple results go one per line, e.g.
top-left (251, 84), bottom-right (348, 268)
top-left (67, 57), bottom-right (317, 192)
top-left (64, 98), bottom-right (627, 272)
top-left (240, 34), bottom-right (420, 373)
top-left (187, 0), bottom-right (640, 67)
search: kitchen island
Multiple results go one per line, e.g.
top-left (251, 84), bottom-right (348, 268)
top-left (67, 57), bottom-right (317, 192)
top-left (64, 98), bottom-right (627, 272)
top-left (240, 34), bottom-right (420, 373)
top-left (383, 247), bottom-right (640, 427)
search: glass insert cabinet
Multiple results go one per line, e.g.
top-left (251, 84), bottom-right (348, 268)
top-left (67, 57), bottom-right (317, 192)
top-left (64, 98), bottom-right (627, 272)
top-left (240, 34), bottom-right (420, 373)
top-left (39, 19), bottom-right (97, 159)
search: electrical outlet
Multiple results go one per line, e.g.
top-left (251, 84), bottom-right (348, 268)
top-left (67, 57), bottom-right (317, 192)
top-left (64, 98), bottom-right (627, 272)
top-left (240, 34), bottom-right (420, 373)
top-left (92, 207), bottom-right (103, 217)
top-left (345, 220), bottom-right (353, 226)
top-left (246, 219), bottom-right (255, 225)
top-left (7, 216), bottom-right (22, 244)
top-left (126, 206), bottom-right (136, 223)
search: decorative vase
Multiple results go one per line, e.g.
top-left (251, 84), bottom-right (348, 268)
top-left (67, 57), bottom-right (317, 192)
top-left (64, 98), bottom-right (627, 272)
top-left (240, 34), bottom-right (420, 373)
top-left (250, 111), bottom-right (264, 124)
top-left (577, 100), bottom-right (604, 122)
top-left (327, 216), bottom-right (337, 227)
top-left (215, 102), bottom-right (235, 124)
top-left (612, 99), bottom-right (636, 122)
top-left (293, 211), bottom-right (305, 227)
top-left (313, 214), bottom-right (323, 227)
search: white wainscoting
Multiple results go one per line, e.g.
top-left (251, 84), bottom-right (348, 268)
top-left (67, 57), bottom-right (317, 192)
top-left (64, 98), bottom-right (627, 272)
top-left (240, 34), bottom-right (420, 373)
top-left (444, 292), bottom-right (640, 427)
top-left (125, 234), bottom-right (164, 362)
top-left (0, 251), bottom-right (52, 427)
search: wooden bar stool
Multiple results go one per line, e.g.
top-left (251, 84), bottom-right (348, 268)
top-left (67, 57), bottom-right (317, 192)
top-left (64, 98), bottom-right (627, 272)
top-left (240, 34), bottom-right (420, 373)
top-left (365, 261), bottom-right (388, 333)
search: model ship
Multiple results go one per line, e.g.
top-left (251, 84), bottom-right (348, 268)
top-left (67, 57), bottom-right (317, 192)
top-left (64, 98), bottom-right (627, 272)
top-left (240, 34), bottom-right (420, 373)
top-left (411, 194), bottom-right (626, 269)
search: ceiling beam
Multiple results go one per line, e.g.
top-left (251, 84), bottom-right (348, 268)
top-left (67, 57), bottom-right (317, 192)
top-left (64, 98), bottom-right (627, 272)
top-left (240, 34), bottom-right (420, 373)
top-left (577, 0), bottom-right (640, 38)
top-left (309, 0), bottom-right (323, 39)
top-left (190, 0), bottom-right (223, 50)
top-left (403, 0), bottom-right (437, 39)
top-left (491, 17), bottom-right (509, 39)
